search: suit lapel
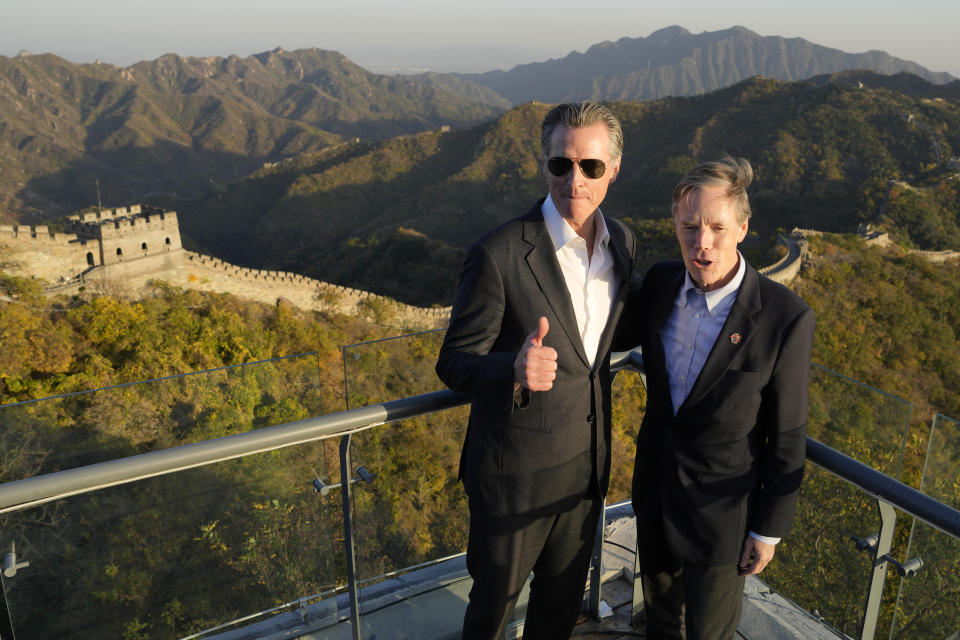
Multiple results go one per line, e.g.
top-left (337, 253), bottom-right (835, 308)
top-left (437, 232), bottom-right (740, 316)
top-left (647, 264), bottom-right (685, 386)
top-left (678, 265), bottom-right (762, 414)
top-left (607, 218), bottom-right (632, 289)
top-left (593, 217), bottom-right (633, 371)
top-left (522, 210), bottom-right (590, 368)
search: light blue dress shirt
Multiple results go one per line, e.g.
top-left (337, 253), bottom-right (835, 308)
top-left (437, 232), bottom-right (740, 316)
top-left (660, 253), bottom-right (746, 415)
top-left (659, 253), bottom-right (779, 546)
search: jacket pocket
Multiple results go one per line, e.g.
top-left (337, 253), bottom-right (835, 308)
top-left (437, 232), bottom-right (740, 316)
top-left (497, 395), bottom-right (549, 432)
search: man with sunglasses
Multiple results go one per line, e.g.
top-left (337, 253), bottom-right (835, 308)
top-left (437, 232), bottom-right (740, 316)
top-left (437, 102), bottom-right (635, 639)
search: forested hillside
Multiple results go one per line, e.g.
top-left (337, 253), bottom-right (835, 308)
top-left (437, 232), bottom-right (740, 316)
top-left (0, 278), bottom-right (379, 410)
top-left (769, 235), bottom-right (960, 637)
top-left (176, 77), bottom-right (960, 305)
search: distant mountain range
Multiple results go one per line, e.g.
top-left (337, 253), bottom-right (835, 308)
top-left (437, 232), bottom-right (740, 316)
top-left (450, 26), bottom-right (956, 105)
top-left (0, 48), bottom-right (503, 220)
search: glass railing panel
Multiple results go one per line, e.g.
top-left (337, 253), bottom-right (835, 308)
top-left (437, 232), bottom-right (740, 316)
top-left (763, 467), bottom-right (880, 636)
top-left (762, 366), bottom-right (913, 638)
top-left (0, 441), bottom-right (345, 640)
top-left (807, 364), bottom-right (912, 479)
top-left (342, 331), bottom-right (472, 637)
top-left (0, 353), bottom-right (324, 474)
top-left (350, 417), bottom-right (473, 640)
top-left (608, 368), bottom-right (645, 504)
top-left (887, 414), bottom-right (960, 640)
top-left (342, 330), bottom-right (447, 408)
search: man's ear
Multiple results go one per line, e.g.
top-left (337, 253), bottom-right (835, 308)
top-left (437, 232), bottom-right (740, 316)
top-left (737, 218), bottom-right (749, 243)
top-left (609, 156), bottom-right (622, 183)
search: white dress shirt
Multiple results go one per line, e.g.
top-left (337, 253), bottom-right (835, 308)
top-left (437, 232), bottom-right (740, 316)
top-left (542, 195), bottom-right (617, 368)
top-left (659, 253), bottom-right (779, 545)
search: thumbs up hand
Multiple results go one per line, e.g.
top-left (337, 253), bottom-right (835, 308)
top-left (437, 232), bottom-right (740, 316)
top-left (514, 316), bottom-right (558, 392)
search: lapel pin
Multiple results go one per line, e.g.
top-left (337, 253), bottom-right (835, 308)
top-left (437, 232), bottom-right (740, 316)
top-left (729, 333), bottom-right (742, 344)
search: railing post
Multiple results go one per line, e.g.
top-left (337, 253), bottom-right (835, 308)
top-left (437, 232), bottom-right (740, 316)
top-left (0, 580), bottom-right (16, 640)
top-left (588, 499), bottom-right (606, 618)
top-left (340, 434), bottom-right (362, 640)
top-left (860, 500), bottom-right (897, 640)
top-left (631, 534), bottom-right (644, 628)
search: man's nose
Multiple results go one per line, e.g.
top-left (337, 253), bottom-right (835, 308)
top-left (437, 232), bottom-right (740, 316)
top-left (694, 227), bottom-right (712, 249)
top-left (566, 162), bottom-right (588, 184)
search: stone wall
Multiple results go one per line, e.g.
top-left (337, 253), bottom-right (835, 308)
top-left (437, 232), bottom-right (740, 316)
top-left (909, 249), bottom-right (960, 263)
top-left (66, 206), bottom-right (183, 266)
top-left (3, 204), bottom-right (446, 329)
top-left (0, 224), bottom-right (97, 281)
top-left (177, 252), bottom-right (450, 330)
top-left (45, 248), bottom-right (450, 331)
top-left (758, 234), bottom-right (807, 285)
top-left (66, 204), bottom-right (143, 224)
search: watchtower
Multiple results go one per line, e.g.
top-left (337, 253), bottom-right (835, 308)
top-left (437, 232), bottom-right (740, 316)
top-left (65, 204), bottom-right (183, 268)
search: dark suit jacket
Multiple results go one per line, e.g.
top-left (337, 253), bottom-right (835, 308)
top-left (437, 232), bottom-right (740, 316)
top-left (436, 200), bottom-right (635, 516)
top-left (620, 260), bottom-right (814, 565)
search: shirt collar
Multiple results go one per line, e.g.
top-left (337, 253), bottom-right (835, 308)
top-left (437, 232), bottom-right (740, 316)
top-left (542, 194), bottom-right (609, 252)
top-left (680, 251), bottom-right (747, 314)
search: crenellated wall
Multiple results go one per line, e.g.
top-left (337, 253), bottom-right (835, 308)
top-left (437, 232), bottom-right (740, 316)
top-left (177, 252), bottom-right (450, 329)
top-left (758, 233), bottom-right (808, 285)
top-left (0, 224), bottom-right (99, 282)
top-left (36, 247), bottom-right (450, 331)
top-left (908, 249), bottom-right (960, 263)
top-left (66, 206), bottom-right (183, 266)
top-left (66, 204), bottom-right (143, 224)
top-left (4, 206), bottom-right (449, 330)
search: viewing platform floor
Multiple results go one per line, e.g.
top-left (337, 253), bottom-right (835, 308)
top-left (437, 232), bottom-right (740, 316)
top-left (210, 504), bottom-right (848, 639)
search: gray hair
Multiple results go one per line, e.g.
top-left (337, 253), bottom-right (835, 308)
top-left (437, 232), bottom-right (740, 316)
top-left (672, 155), bottom-right (753, 224)
top-left (540, 101), bottom-right (623, 163)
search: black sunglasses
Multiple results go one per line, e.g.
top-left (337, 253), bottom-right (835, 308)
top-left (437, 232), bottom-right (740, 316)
top-left (546, 156), bottom-right (607, 179)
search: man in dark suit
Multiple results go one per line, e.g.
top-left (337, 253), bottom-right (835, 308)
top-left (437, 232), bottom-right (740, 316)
top-left (436, 102), bottom-right (636, 639)
top-left (621, 156), bottom-right (814, 640)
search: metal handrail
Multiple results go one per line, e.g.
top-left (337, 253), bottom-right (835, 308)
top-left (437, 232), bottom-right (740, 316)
top-left (1, 347), bottom-right (958, 540)
top-left (0, 389), bottom-right (467, 514)
top-left (806, 439), bottom-right (960, 539)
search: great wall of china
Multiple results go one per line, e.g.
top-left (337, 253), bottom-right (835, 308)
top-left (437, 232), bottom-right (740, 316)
top-left (757, 232), bottom-right (808, 283)
top-left (4, 206), bottom-right (957, 329)
top-left (1, 205), bottom-right (450, 330)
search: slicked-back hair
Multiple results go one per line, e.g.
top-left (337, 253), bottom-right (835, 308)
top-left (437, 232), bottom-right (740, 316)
top-left (540, 101), bottom-right (623, 163)
top-left (672, 155), bottom-right (754, 224)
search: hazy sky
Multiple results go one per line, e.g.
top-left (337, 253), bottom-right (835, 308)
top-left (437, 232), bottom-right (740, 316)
top-left (2, 0), bottom-right (957, 77)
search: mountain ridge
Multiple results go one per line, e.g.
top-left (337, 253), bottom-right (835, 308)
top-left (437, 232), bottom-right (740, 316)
top-left (0, 48), bottom-right (504, 220)
top-left (448, 25), bottom-right (955, 104)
